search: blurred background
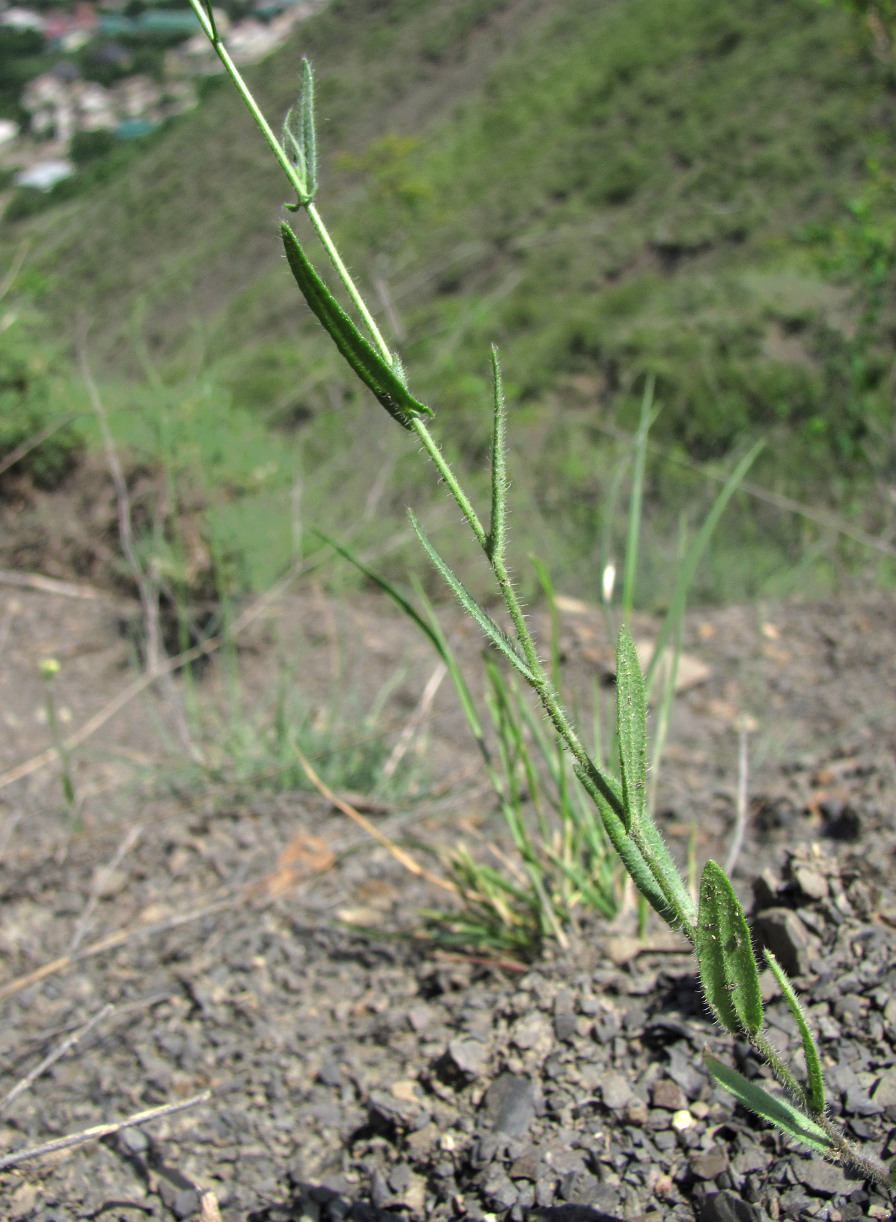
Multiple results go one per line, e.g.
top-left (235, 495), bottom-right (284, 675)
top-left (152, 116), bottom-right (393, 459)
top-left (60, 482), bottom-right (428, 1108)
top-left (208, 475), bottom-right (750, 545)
top-left (1, 0), bottom-right (895, 610)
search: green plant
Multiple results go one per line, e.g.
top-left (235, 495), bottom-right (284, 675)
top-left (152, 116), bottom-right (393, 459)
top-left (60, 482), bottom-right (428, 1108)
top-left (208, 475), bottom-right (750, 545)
top-left (187, 1), bottom-right (895, 1189)
top-left (39, 658), bottom-right (79, 827)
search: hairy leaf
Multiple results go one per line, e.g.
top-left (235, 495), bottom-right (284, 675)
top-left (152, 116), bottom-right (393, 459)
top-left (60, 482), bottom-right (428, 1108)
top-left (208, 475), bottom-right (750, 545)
top-left (615, 624), bottom-right (646, 834)
top-left (573, 765), bottom-right (672, 921)
top-left (409, 511), bottom-right (538, 684)
top-left (282, 58), bottom-right (318, 202)
top-left (640, 819), bottom-right (696, 929)
top-left (696, 860), bottom-right (762, 1035)
top-left (764, 949), bottom-right (825, 1116)
top-left (281, 223), bottom-right (433, 429)
top-left (704, 1054), bottom-right (833, 1156)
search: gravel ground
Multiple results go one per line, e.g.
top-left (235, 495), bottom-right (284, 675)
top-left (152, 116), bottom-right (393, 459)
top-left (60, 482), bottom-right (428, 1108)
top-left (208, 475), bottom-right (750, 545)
top-left (0, 499), bottom-right (895, 1222)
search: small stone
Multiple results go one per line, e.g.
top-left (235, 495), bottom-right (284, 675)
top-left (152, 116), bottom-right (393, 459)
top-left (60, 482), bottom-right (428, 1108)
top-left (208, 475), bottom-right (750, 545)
top-left (481, 1073), bottom-right (535, 1138)
top-left (605, 935), bottom-right (643, 966)
top-left (554, 1012), bottom-right (578, 1042)
top-left (316, 1057), bottom-right (341, 1087)
top-left (510, 1012), bottom-right (551, 1054)
top-left (872, 1069), bottom-right (896, 1108)
top-left (600, 1070), bottom-right (634, 1110)
top-left (754, 908), bottom-right (816, 977)
top-left (652, 1078), bottom-right (685, 1111)
top-left (159, 1183), bottom-right (200, 1220)
top-left (791, 864), bottom-right (829, 902)
top-left (699, 1189), bottom-right (772, 1222)
top-left (671, 1109), bottom-right (695, 1133)
top-left (439, 1038), bottom-right (488, 1079)
top-left (690, 1145), bottom-right (729, 1180)
top-left (796, 1157), bottom-right (851, 1197)
top-left (121, 1126), bottom-right (150, 1155)
top-left (730, 1143), bottom-right (767, 1175)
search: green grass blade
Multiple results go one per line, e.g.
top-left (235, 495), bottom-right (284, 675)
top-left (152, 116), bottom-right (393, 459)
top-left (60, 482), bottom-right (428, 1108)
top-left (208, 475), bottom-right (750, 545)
top-left (621, 374), bottom-right (654, 623)
top-left (696, 860), bottom-right (763, 1035)
top-left (281, 223), bottom-right (433, 429)
top-left (764, 949), bottom-right (826, 1116)
top-left (308, 527), bottom-right (492, 763)
top-left (487, 345), bottom-right (507, 565)
top-left (616, 624), bottom-right (646, 834)
top-left (409, 511), bottom-right (539, 684)
top-left (644, 439), bottom-right (764, 693)
top-left (704, 1054), bottom-right (833, 1157)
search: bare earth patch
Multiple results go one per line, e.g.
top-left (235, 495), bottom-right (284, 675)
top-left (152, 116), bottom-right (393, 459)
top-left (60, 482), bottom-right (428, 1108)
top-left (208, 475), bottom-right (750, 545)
top-left (0, 469), bottom-right (895, 1222)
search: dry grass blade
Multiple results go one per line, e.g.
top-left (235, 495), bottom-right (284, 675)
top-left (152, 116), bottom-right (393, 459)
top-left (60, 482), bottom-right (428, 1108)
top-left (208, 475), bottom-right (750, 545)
top-left (382, 660), bottom-right (446, 780)
top-left (0, 897), bottom-right (237, 1003)
top-left (0, 1091), bottom-right (211, 1171)
top-left (0, 1003), bottom-right (114, 1115)
top-left (0, 570), bottom-right (106, 600)
top-left (292, 742), bottom-right (456, 894)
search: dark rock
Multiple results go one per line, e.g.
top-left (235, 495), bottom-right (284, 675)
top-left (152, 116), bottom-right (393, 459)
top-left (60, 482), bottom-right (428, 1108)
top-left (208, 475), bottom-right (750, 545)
top-left (651, 1078), bottom-right (686, 1111)
top-left (698, 1189), bottom-right (772, 1222)
top-left (436, 1037), bottom-right (488, 1081)
top-left (872, 1068), bottom-right (896, 1108)
top-left (559, 1169), bottom-right (601, 1203)
top-left (554, 1012), bottom-right (579, 1042)
top-left (690, 1145), bottom-right (729, 1180)
top-left (120, 1126), bottom-right (150, 1155)
top-left (795, 1156), bottom-right (852, 1196)
top-left (481, 1072), bottom-right (535, 1137)
top-left (600, 1070), bottom-right (634, 1110)
top-left (753, 907), bottom-right (815, 977)
top-left (821, 802), bottom-right (862, 840)
top-left (158, 1181), bottom-right (200, 1220)
top-left (317, 1056), bottom-right (342, 1087)
top-left (483, 1166), bottom-right (518, 1210)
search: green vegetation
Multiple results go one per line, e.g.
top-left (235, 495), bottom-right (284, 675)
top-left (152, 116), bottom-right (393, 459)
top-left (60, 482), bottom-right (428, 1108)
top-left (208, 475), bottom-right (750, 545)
top-left (164, 25), bottom-right (895, 1183)
top-left (2, 0), bottom-right (895, 607)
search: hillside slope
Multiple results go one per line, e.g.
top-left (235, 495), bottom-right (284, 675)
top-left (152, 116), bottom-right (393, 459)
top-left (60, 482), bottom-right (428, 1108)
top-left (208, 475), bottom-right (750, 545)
top-left (4, 0), bottom-right (895, 601)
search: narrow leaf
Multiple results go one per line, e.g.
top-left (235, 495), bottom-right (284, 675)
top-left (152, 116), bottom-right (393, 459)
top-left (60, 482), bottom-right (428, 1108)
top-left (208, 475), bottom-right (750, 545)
top-left (696, 860), bottom-right (763, 1035)
top-left (408, 511), bottom-right (538, 685)
top-left (487, 345), bottom-right (507, 565)
top-left (281, 223), bottom-right (433, 429)
top-left (764, 949), bottom-right (825, 1116)
top-left (621, 374), bottom-right (654, 622)
top-left (616, 624), bottom-right (646, 834)
top-left (704, 1054), bottom-right (833, 1157)
top-left (282, 58), bottom-right (318, 203)
top-left (640, 820), bottom-right (697, 928)
top-left (573, 765), bottom-right (672, 921)
top-left (643, 439), bottom-right (764, 694)
top-left (298, 58), bottom-right (317, 197)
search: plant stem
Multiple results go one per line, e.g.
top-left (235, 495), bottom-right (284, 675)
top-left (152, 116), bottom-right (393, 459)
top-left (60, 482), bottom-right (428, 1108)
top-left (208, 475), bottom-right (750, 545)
top-left (187, 0), bottom-right (304, 198)
top-left (186, 0), bottom-right (391, 357)
top-left (748, 1027), bottom-right (891, 1187)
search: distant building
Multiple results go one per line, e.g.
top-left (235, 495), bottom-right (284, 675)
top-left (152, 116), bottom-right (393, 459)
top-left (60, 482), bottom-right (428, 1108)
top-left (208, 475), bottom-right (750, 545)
top-left (14, 158), bottom-right (74, 189)
top-left (43, 3), bottom-right (98, 47)
top-left (1, 7), bottom-right (45, 33)
top-left (0, 119), bottom-right (20, 149)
